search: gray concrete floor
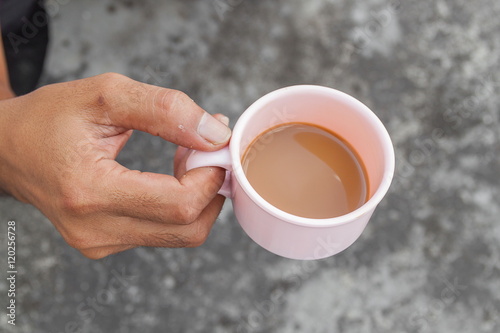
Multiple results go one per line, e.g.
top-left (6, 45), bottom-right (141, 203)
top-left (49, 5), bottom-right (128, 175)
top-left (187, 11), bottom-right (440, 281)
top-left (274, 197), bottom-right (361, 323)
top-left (1, 0), bottom-right (500, 332)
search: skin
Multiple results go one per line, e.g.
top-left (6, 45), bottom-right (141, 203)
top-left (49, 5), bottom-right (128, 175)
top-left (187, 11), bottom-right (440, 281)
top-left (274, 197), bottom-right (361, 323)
top-left (0, 35), bottom-right (231, 259)
top-left (0, 29), bottom-right (14, 99)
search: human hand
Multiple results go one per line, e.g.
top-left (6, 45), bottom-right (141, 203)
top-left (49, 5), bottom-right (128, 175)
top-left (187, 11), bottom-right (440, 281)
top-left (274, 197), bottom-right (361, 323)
top-left (0, 73), bottom-right (232, 259)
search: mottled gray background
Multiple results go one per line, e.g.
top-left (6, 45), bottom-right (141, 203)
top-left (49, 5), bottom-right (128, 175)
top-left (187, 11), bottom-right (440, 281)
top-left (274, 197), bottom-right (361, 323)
top-left (1, 0), bottom-right (499, 332)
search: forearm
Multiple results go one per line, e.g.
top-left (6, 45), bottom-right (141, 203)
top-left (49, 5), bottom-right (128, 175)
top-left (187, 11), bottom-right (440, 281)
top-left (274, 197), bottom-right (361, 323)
top-left (0, 29), bottom-right (15, 196)
top-left (0, 98), bottom-right (15, 196)
top-left (0, 29), bottom-right (15, 99)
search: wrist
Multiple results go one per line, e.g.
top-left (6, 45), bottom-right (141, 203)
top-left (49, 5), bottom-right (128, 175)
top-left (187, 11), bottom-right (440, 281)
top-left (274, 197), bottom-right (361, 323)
top-left (0, 98), bottom-right (17, 197)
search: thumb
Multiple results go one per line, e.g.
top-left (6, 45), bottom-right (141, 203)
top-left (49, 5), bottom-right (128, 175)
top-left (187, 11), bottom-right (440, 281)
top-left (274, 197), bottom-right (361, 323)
top-left (86, 73), bottom-right (231, 151)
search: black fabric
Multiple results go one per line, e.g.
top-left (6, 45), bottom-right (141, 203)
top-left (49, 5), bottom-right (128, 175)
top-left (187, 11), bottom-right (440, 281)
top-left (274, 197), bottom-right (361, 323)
top-left (1, 0), bottom-right (49, 95)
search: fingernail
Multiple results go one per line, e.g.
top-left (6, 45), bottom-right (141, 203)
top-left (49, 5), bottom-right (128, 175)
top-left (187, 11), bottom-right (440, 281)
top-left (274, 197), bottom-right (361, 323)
top-left (219, 115), bottom-right (230, 126)
top-left (197, 113), bottom-right (232, 145)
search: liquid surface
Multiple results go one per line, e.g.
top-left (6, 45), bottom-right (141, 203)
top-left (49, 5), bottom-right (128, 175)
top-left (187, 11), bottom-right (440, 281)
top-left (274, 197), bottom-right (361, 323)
top-left (242, 123), bottom-right (368, 218)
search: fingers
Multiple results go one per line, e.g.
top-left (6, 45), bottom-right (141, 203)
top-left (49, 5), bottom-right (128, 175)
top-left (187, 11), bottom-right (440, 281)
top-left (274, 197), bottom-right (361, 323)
top-left (173, 113), bottom-right (229, 178)
top-left (74, 195), bottom-right (225, 259)
top-left (118, 194), bottom-right (225, 248)
top-left (35, 74), bottom-right (233, 259)
top-left (174, 146), bottom-right (190, 178)
top-left (85, 73), bottom-right (231, 151)
top-left (96, 159), bottom-right (225, 225)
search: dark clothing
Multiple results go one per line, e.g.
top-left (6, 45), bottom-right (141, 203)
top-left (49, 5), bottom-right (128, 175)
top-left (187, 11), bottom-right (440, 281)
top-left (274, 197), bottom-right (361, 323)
top-left (1, 0), bottom-right (49, 95)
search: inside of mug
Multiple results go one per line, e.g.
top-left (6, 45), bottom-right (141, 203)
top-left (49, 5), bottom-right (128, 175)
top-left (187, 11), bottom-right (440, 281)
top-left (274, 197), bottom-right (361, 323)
top-left (235, 87), bottom-right (392, 202)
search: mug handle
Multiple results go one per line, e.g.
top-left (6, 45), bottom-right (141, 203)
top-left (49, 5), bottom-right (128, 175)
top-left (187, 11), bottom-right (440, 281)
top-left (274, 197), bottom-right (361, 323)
top-left (185, 147), bottom-right (233, 198)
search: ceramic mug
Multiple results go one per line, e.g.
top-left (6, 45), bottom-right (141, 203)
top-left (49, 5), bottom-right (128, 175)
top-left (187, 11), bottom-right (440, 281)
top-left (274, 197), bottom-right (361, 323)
top-left (186, 85), bottom-right (395, 260)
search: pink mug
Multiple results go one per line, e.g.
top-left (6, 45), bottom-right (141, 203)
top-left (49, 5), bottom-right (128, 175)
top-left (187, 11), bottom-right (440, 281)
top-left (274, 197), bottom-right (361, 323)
top-left (186, 85), bottom-right (395, 260)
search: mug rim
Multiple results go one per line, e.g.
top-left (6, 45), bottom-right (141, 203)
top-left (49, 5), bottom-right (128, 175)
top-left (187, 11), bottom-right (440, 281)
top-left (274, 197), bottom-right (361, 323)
top-left (230, 85), bottom-right (395, 228)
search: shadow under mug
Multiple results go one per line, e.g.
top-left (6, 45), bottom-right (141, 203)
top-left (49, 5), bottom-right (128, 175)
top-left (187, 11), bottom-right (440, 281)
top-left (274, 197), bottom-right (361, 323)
top-left (186, 85), bottom-right (395, 260)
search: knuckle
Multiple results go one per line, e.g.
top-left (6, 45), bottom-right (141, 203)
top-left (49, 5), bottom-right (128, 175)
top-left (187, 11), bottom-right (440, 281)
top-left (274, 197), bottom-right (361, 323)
top-left (59, 222), bottom-right (102, 252)
top-left (96, 72), bottom-right (127, 86)
top-left (59, 191), bottom-right (94, 217)
top-left (59, 194), bottom-right (80, 215)
top-left (163, 89), bottom-right (191, 110)
top-left (172, 188), bottom-right (203, 224)
top-left (63, 232), bottom-right (89, 250)
top-left (187, 225), bottom-right (211, 248)
top-left (175, 204), bottom-right (200, 225)
top-left (58, 185), bottom-right (99, 218)
top-left (91, 72), bottom-right (128, 99)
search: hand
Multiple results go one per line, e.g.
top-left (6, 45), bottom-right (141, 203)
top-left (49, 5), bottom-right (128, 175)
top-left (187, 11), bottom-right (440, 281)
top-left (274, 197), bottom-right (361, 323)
top-left (0, 73), bottom-right (232, 259)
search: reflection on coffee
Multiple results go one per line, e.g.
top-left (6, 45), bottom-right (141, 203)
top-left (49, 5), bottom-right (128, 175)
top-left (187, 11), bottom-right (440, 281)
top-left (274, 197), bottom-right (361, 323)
top-left (241, 123), bottom-right (369, 218)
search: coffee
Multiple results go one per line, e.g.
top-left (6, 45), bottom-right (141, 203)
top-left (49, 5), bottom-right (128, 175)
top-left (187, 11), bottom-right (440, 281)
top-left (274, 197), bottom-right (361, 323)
top-left (241, 123), bottom-right (368, 218)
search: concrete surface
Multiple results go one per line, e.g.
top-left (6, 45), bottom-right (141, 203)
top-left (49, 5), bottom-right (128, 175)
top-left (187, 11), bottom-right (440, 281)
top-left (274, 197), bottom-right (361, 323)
top-left (1, 0), bottom-right (499, 332)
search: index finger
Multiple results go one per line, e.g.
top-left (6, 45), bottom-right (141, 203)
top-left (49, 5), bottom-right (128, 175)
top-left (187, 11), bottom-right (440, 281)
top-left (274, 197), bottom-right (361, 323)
top-left (84, 73), bottom-right (231, 150)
